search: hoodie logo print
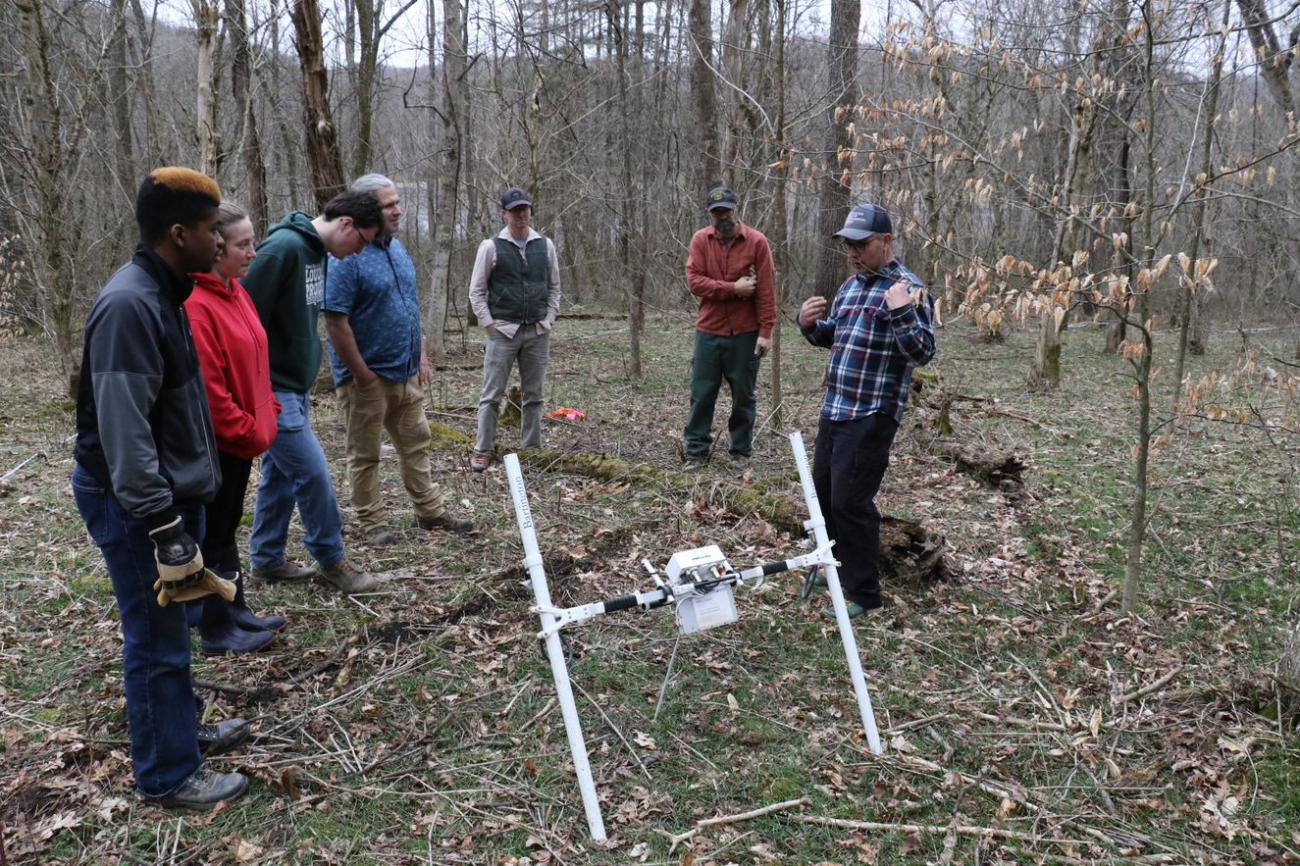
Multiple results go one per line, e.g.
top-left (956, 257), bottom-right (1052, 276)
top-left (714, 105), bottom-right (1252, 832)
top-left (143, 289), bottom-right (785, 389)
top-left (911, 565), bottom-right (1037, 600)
top-left (305, 263), bottom-right (324, 306)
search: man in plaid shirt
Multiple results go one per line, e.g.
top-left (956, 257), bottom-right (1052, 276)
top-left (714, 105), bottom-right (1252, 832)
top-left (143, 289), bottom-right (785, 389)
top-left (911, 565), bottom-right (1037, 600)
top-left (798, 203), bottom-right (936, 618)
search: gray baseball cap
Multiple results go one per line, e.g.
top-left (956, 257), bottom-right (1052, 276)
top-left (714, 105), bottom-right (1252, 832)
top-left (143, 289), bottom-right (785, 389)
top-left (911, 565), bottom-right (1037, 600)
top-left (501, 187), bottom-right (532, 210)
top-left (833, 203), bottom-right (892, 241)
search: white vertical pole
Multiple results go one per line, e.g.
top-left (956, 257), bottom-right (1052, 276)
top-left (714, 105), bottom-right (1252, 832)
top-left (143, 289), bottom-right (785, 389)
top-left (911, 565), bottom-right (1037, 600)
top-left (788, 431), bottom-right (884, 755)
top-left (504, 454), bottom-right (608, 842)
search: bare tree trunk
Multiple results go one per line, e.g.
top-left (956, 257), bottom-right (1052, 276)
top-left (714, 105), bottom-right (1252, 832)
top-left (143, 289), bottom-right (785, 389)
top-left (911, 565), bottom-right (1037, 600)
top-left (14, 0), bottom-right (82, 388)
top-left (262, 0), bottom-right (302, 204)
top-left (107, 0), bottom-right (134, 196)
top-left (224, 0), bottom-right (267, 231)
top-left (719, 0), bottom-right (747, 173)
top-left (193, 0), bottom-right (221, 177)
top-left (1172, 0), bottom-right (1230, 407)
top-left (291, 0), bottom-right (346, 209)
top-left (1122, 0), bottom-right (1159, 615)
top-left (688, 0), bottom-right (720, 191)
top-left (768, 0), bottom-right (788, 430)
top-left (1235, 0), bottom-right (1296, 117)
top-left (428, 0), bottom-right (467, 358)
top-left (353, 0), bottom-right (419, 177)
top-left (810, 0), bottom-right (860, 301)
top-left (606, 1), bottom-right (641, 377)
top-left (127, 0), bottom-right (162, 167)
top-left (1105, 106), bottom-right (1134, 355)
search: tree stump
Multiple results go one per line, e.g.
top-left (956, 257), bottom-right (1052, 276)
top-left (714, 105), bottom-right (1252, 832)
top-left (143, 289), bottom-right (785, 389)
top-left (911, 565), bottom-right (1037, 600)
top-left (499, 385), bottom-right (522, 428)
top-left (1028, 306), bottom-right (1062, 389)
top-left (1279, 623), bottom-right (1300, 712)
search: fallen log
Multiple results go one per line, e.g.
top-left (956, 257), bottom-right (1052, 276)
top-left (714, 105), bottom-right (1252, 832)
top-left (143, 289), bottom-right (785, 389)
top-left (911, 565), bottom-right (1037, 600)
top-left (929, 440), bottom-right (1026, 491)
top-left (428, 422), bottom-right (948, 588)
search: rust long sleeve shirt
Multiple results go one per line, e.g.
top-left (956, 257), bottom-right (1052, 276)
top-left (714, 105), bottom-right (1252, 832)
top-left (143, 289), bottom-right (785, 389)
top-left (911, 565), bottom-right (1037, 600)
top-left (685, 220), bottom-right (777, 339)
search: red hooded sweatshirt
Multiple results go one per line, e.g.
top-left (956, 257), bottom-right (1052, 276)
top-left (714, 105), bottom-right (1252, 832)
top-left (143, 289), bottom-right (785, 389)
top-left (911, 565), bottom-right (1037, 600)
top-left (185, 272), bottom-right (280, 460)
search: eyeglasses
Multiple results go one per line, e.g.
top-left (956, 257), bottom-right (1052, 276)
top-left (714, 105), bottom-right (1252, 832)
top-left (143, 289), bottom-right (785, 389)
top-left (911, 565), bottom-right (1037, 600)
top-left (351, 224), bottom-right (378, 245)
top-left (841, 238), bottom-right (873, 251)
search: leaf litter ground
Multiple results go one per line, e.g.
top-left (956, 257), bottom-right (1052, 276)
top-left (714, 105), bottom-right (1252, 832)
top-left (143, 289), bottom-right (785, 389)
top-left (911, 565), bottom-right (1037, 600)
top-left (1, 317), bottom-right (1297, 865)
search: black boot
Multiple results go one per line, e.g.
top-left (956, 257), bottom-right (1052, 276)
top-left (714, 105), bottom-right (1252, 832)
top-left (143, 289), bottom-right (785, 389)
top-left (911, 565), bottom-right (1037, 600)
top-left (226, 571), bottom-right (287, 633)
top-left (200, 594), bottom-right (276, 656)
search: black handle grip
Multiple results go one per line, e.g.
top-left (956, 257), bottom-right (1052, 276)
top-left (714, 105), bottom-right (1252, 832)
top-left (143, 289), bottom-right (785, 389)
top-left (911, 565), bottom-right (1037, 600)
top-left (603, 595), bottom-right (639, 613)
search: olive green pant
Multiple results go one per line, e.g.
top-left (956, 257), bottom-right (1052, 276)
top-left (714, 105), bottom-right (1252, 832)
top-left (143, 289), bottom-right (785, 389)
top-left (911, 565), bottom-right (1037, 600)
top-left (683, 330), bottom-right (760, 460)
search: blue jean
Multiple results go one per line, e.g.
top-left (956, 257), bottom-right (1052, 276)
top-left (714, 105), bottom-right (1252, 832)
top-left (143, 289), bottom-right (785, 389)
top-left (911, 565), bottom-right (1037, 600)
top-left (72, 465), bottom-right (202, 797)
top-left (250, 390), bottom-right (344, 569)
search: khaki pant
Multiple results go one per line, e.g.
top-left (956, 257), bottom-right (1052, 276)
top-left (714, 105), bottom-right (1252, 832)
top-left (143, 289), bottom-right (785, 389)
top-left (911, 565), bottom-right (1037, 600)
top-left (339, 375), bottom-right (447, 531)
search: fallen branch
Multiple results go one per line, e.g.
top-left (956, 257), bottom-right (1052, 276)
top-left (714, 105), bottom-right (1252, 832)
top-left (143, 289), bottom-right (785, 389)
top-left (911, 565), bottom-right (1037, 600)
top-left (192, 678), bottom-right (278, 701)
top-left (697, 796), bottom-right (810, 829)
top-left (970, 711), bottom-right (1067, 733)
top-left (661, 797), bottom-right (810, 852)
top-left (796, 814), bottom-right (1087, 847)
top-left (1114, 665), bottom-right (1184, 706)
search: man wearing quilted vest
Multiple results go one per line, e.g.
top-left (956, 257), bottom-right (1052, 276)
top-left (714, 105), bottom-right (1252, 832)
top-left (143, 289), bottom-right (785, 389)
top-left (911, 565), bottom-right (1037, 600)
top-left (467, 186), bottom-right (562, 472)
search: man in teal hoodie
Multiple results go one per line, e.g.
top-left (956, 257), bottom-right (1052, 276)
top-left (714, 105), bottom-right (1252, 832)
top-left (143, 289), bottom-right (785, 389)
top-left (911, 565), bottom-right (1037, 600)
top-left (243, 190), bottom-right (384, 594)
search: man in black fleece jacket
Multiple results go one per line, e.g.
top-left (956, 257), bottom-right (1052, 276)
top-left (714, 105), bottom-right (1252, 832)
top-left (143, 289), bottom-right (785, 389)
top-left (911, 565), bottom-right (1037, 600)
top-left (73, 168), bottom-right (251, 810)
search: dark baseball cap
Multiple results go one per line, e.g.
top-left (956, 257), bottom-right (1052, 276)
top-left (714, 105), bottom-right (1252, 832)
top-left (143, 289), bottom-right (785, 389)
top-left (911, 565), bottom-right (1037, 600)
top-left (501, 187), bottom-right (532, 210)
top-left (833, 203), bottom-right (892, 241)
top-left (705, 186), bottom-right (739, 211)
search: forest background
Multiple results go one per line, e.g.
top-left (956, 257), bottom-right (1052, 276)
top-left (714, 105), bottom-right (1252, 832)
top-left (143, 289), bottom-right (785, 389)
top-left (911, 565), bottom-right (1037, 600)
top-left (1, 0), bottom-right (1299, 863)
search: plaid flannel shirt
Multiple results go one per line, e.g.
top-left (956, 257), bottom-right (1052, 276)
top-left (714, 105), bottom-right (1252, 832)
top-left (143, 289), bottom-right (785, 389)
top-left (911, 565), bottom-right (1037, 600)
top-left (801, 260), bottom-right (936, 422)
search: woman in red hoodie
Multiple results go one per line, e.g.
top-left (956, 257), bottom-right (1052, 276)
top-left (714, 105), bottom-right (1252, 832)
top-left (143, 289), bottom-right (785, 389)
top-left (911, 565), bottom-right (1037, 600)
top-left (186, 201), bottom-right (286, 654)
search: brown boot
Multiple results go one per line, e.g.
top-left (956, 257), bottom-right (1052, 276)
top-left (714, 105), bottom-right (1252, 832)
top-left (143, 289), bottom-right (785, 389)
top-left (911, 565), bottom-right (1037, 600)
top-left (319, 557), bottom-right (383, 594)
top-left (251, 560), bottom-right (317, 582)
top-left (417, 513), bottom-right (475, 534)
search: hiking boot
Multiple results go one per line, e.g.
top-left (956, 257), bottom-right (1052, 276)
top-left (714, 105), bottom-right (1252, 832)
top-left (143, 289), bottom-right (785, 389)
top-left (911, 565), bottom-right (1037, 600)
top-left (728, 452), bottom-right (751, 469)
top-left (251, 561), bottom-right (317, 582)
top-left (319, 557), bottom-right (383, 594)
top-left (200, 620), bottom-right (277, 656)
top-left (150, 767), bottom-right (249, 810)
top-left (364, 526), bottom-right (399, 547)
top-left (417, 513), bottom-right (475, 534)
top-left (225, 572), bottom-right (287, 632)
top-left (823, 597), bottom-right (883, 620)
top-left (683, 457), bottom-right (708, 472)
top-left (197, 719), bottom-right (250, 757)
top-left (469, 451), bottom-right (490, 473)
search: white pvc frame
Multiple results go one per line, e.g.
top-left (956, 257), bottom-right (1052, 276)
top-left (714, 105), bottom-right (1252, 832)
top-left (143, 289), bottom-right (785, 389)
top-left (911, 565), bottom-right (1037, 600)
top-left (504, 431), bottom-right (882, 842)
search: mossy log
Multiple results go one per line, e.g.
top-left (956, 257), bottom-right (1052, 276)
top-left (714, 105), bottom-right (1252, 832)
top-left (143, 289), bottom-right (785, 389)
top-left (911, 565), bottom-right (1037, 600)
top-left (428, 422), bottom-right (947, 587)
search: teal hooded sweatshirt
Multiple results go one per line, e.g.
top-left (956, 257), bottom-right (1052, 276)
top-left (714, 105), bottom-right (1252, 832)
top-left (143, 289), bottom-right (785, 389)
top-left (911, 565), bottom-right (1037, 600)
top-left (243, 212), bottom-right (327, 394)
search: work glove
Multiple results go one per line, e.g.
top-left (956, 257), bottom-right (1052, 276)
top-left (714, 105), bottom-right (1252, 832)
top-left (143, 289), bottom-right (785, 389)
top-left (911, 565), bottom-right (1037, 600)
top-left (147, 517), bottom-right (237, 607)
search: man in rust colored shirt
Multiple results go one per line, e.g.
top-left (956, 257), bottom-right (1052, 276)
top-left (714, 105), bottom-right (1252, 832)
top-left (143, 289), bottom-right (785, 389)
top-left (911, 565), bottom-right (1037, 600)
top-left (683, 186), bottom-right (777, 468)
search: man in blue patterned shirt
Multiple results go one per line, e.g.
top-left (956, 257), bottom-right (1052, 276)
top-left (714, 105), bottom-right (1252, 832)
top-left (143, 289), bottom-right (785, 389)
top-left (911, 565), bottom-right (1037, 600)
top-left (798, 203), bottom-right (936, 618)
top-left (324, 174), bottom-right (473, 546)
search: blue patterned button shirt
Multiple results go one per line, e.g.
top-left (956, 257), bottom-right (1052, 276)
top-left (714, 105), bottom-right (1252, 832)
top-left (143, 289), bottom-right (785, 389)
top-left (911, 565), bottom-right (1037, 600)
top-left (323, 237), bottom-right (423, 386)
top-left (800, 260), bottom-right (936, 422)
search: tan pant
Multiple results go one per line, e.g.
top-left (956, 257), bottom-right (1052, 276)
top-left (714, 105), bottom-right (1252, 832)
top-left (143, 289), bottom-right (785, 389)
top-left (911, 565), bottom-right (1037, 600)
top-left (339, 375), bottom-right (447, 531)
